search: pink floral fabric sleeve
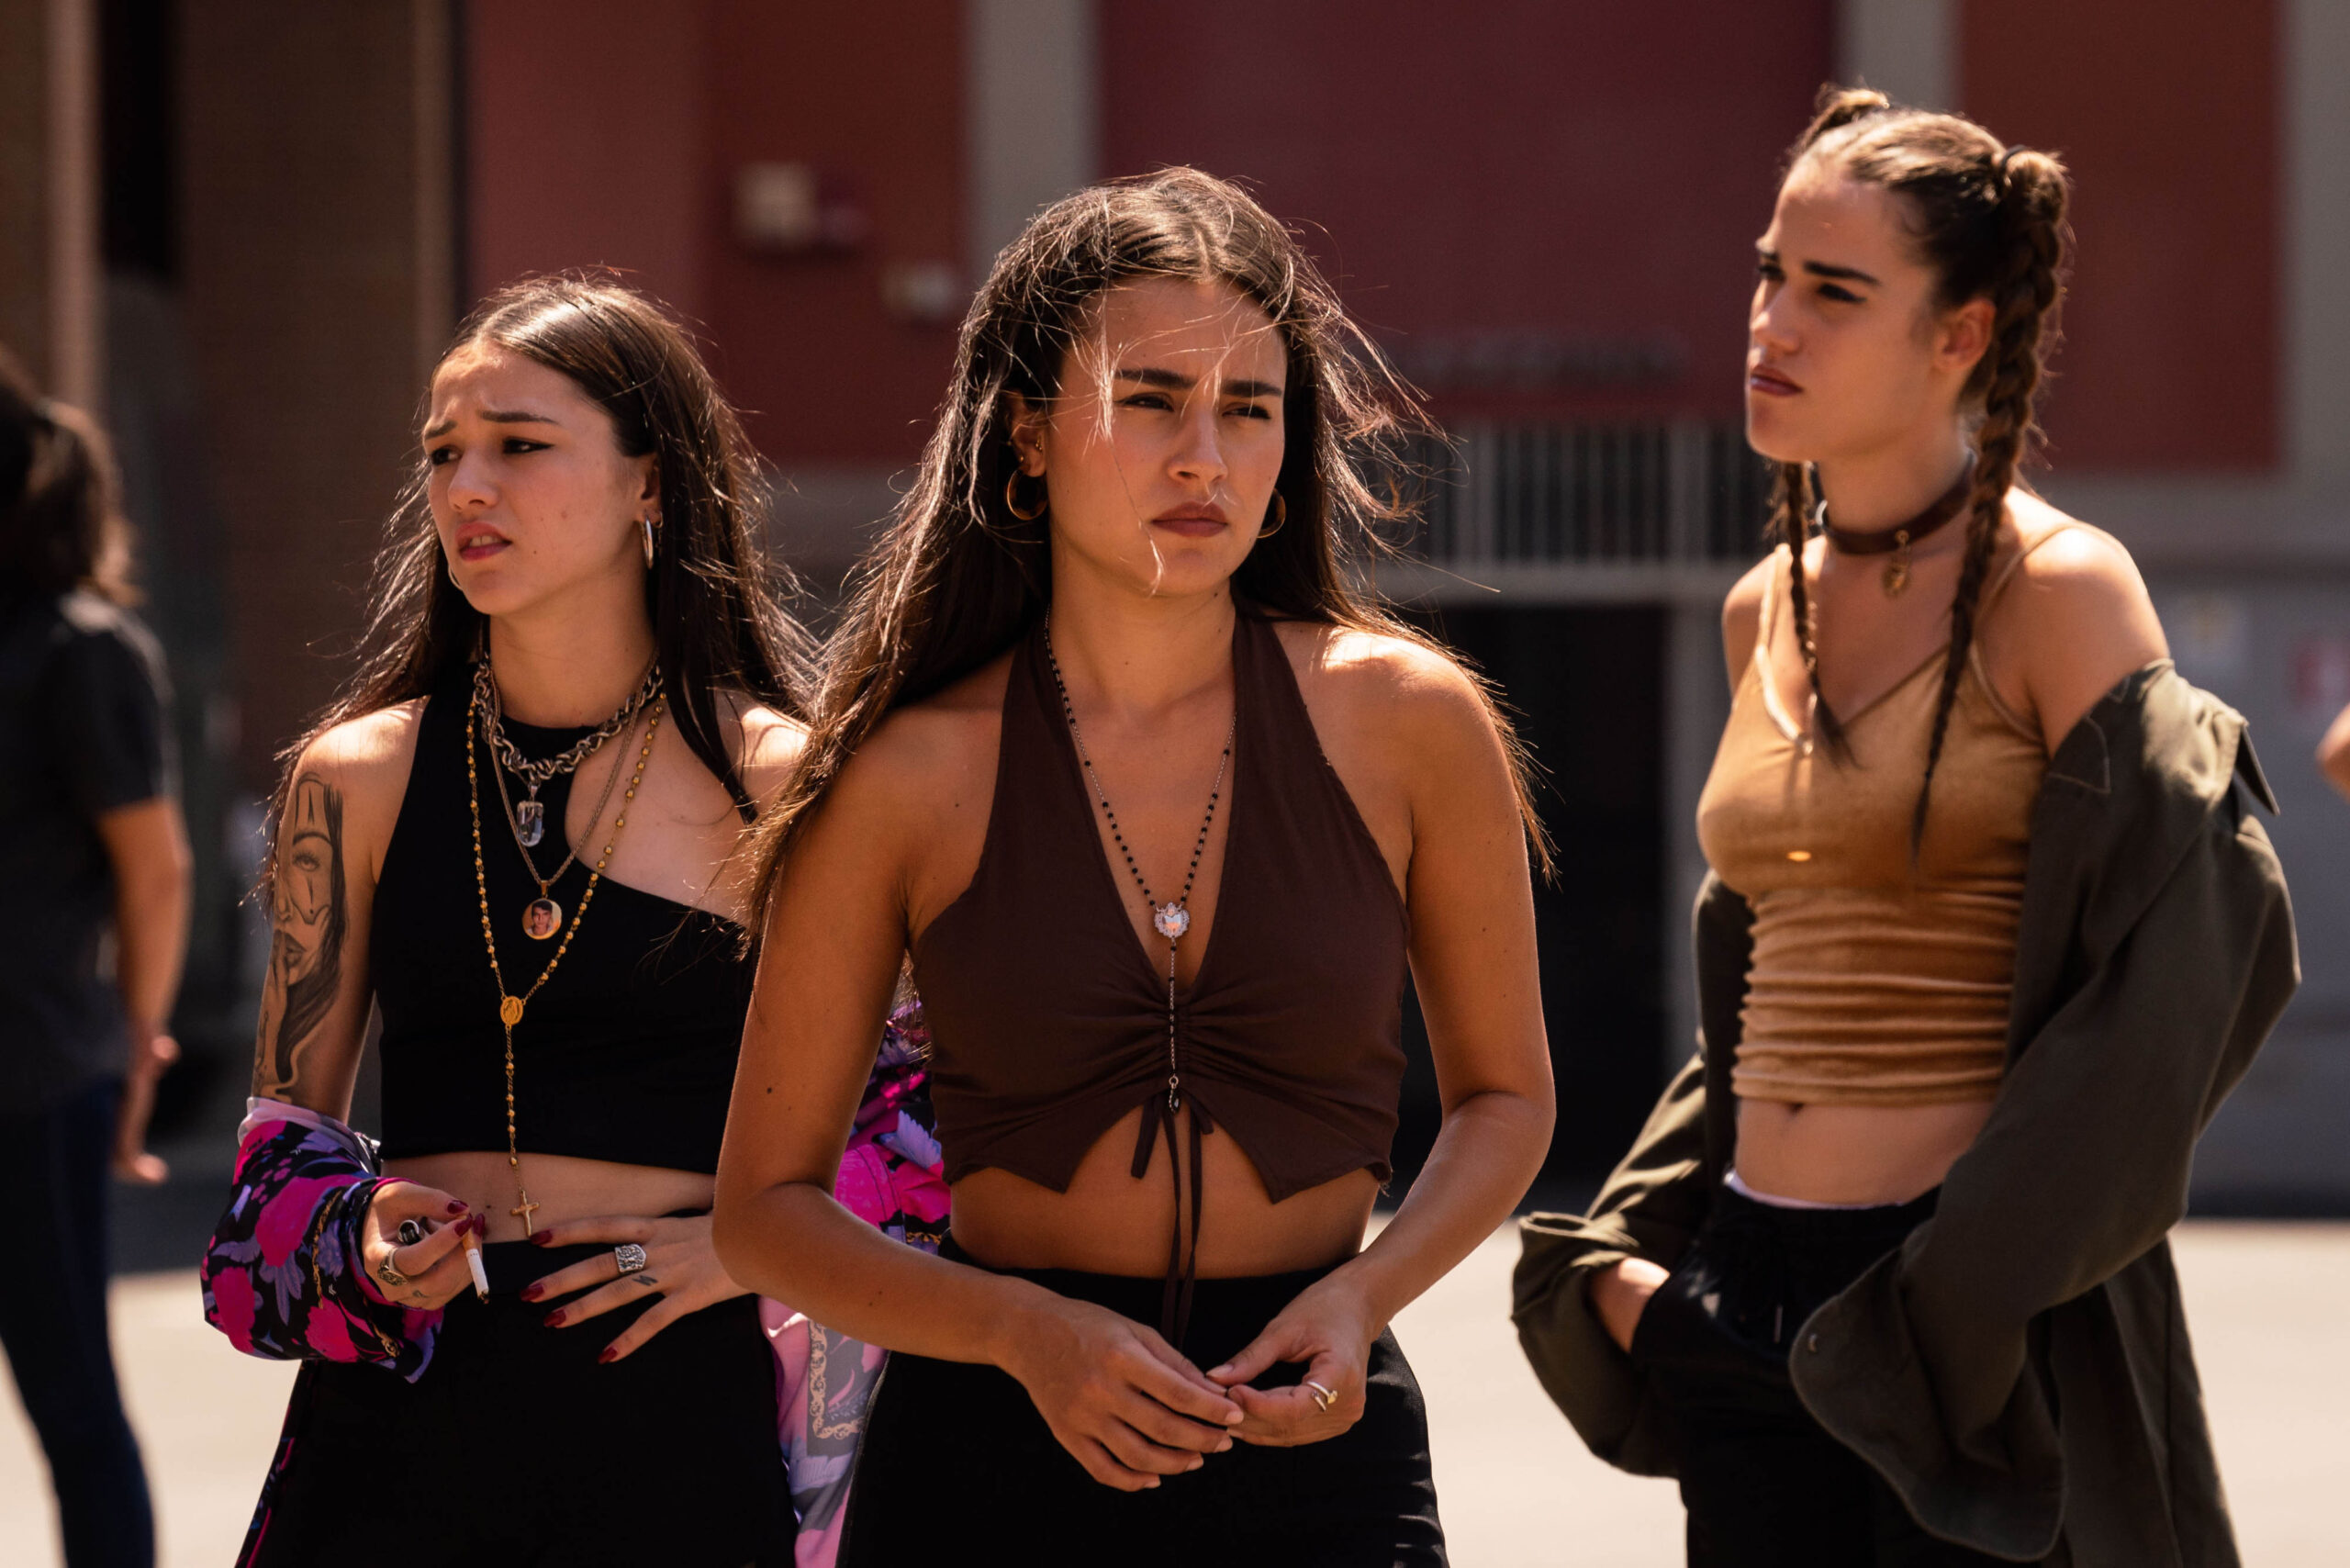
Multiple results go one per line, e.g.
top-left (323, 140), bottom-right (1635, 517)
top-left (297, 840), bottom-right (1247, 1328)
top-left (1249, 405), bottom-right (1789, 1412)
top-left (769, 995), bottom-right (949, 1564)
top-left (200, 1102), bottom-right (440, 1382)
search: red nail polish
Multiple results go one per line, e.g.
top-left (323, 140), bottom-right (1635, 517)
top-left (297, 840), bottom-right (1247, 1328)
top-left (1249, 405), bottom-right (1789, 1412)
top-left (598, 1346), bottom-right (618, 1364)
top-left (529, 1230), bottom-right (553, 1246)
top-left (520, 1283), bottom-right (543, 1303)
top-left (446, 1201), bottom-right (467, 1215)
top-left (542, 1310), bottom-right (565, 1327)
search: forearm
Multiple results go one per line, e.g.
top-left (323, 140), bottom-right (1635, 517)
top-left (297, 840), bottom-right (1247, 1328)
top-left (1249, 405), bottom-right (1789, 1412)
top-left (715, 1180), bottom-right (1046, 1367)
top-left (1343, 1087), bottom-right (1552, 1330)
top-left (113, 858), bottom-right (191, 1031)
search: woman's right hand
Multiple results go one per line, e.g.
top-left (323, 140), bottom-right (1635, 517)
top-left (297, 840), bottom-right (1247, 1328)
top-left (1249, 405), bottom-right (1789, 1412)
top-left (361, 1182), bottom-right (478, 1313)
top-left (1590, 1257), bottom-right (1672, 1353)
top-left (996, 1292), bottom-right (1247, 1491)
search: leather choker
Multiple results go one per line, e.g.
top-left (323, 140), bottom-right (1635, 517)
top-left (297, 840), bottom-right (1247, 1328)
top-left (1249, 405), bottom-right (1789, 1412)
top-left (1818, 463), bottom-right (1975, 597)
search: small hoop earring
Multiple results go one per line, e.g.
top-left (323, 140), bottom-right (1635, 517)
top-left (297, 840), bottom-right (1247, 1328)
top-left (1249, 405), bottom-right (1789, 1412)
top-left (1258, 492), bottom-right (1287, 539)
top-left (641, 516), bottom-right (657, 567)
top-left (447, 558), bottom-right (462, 588)
top-left (1005, 469), bottom-right (1047, 522)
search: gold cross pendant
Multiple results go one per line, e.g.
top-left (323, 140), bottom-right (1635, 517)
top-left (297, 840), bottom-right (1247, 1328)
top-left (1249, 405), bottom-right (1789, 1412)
top-left (509, 1190), bottom-right (540, 1235)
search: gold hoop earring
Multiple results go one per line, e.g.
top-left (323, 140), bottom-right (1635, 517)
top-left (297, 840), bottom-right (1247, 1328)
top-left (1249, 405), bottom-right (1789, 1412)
top-left (641, 516), bottom-right (657, 567)
top-left (1005, 470), bottom-right (1047, 522)
top-left (1258, 492), bottom-right (1287, 539)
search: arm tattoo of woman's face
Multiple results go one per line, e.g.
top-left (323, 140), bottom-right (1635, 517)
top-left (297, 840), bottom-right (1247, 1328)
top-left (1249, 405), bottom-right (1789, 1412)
top-left (253, 773), bottom-right (348, 1096)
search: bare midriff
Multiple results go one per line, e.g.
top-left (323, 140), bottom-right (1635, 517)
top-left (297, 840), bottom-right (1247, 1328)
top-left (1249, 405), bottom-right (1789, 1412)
top-left (950, 1104), bottom-right (1380, 1279)
top-left (386, 1151), bottom-right (715, 1243)
top-left (1733, 1097), bottom-right (1996, 1207)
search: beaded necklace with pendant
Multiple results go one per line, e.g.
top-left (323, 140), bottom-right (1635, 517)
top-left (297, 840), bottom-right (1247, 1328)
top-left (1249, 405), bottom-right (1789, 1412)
top-left (1043, 617), bottom-right (1235, 1116)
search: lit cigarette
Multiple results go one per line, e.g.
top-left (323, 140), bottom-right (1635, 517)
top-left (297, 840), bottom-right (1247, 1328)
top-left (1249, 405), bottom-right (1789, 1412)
top-left (462, 1219), bottom-right (489, 1301)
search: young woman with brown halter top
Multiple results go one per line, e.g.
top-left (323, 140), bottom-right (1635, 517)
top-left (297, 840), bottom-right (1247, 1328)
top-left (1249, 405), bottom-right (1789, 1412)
top-left (713, 169), bottom-right (1557, 1563)
top-left (1524, 90), bottom-right (2294, 1566)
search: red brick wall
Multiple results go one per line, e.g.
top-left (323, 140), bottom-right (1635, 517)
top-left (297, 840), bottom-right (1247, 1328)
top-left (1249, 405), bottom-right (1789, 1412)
top-left (465, 0), bottom-right (711, 323)
top-left (1963, 0), bottom-right (2278, 471)
top-left (1100, 1), bottom-right (1836, 424)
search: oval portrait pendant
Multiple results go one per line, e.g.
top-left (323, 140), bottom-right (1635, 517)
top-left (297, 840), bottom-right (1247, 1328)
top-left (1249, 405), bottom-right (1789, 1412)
top-left (1152, 902), bottom-right (1191, 940)
top-left (522, 896), bottom-right (564, 941)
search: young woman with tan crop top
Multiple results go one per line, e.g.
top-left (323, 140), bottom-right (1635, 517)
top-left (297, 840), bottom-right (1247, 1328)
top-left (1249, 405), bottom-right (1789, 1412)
top-left (712, 170), bottom-right (1556, 1564)
top-left (1583, 92), bottom-right (2171, 1566)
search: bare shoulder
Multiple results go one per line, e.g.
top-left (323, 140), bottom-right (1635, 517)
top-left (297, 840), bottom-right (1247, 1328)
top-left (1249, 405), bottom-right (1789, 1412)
top-left (827, 653), bottom-right (1012, 824)
top-left (286, 701), bottom-right (424, 879)
top-left (297, 701), bottom-right (424, 806)
top-left (1273, 619), bottom-right (1499, 752)
top-left (1995, 494), bottom-right (2166, 656)
top-left (714, 691), bottom-right (811, 812)
top-left (1720, 551), bottom-right (1779, 684)
top-left (1994, 493), bottom-right (2169, 747)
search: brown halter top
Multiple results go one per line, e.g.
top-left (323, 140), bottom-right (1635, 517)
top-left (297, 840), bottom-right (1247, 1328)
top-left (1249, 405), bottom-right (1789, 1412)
top-left (912, 609), bottom-right (1409, 1338)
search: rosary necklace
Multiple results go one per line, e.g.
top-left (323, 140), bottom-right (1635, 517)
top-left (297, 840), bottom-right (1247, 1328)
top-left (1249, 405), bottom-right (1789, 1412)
top-left (465, 681), bottom-right (662, 1237)
top-left (475, 658), bottom-right (658, 848)
top-left (1044, 616), bottom-right (1235, 1114)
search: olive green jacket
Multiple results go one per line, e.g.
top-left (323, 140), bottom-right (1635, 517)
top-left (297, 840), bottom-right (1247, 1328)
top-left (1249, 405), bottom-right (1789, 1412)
top-left (1513, 664), bottom-right (2299, 1566)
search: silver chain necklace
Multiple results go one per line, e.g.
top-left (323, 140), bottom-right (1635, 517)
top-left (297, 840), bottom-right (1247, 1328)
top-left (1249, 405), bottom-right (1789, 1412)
top-left (1043, 616), bottom-right (1235, 1114)
top-left (472, 658), bottom-right (658, 847)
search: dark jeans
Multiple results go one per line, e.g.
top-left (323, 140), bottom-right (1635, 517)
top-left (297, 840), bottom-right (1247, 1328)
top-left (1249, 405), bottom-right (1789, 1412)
top-left (1634, 1184), bottom-right (2033, 1568)
top-left (0, 1076), bottom-right (154, 1568)
top-left (843, 1237), bottom-right (1446, 1566)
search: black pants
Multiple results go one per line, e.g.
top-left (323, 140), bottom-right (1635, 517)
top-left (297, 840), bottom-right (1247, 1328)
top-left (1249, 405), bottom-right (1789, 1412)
top-left (842, 1238), bottom-right (1446, 1566)
top-left (246, 1238), bottom-right (792, 1566)
top-left (1633, 1184), bottom-right (2031, 1568)
top-left (0, 1076), bottom-right (153, 1568)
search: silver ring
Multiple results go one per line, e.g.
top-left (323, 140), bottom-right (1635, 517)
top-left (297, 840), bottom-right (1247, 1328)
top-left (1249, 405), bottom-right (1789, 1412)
top-left (396, 1218), bottom-right (426, 1247)
top-left (377, 1256), bottom-right (409, 1290)
top-left (613, 1243), bottom-right (648, 1276)
top-left (1303, 1379), bottom-right (1337, 1413)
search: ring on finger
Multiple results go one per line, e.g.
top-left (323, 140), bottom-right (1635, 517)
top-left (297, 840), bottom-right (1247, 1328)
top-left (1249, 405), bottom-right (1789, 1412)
top-left (614, 1243), bottom-right (648, 1276)
top-left (377, 1256), bottom-right (409, 1290)
top-left (396, 1218), bottom-right (426, 1247)
top-left (1303, 1379), bottom-right (1337, 1414)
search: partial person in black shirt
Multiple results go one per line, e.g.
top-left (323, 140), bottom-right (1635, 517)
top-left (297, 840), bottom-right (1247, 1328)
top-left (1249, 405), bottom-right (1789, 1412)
top-left (0, 351), bottom-right (191, 1568)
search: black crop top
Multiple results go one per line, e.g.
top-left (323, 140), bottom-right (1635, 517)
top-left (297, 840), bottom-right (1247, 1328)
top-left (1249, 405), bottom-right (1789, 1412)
top-left (372, 670), bottom-right (754, 1173)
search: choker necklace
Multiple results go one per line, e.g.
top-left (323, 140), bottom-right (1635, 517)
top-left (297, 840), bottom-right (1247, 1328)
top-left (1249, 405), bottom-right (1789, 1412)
top-left (1817, 462), bottom-right (1975, 598)
top-left (475, 660), bottom-right (659, 847)
top-left (1043, 616), bottom-right (1235, 1116)
top-left (465, 682), bottom-right (663, 1237)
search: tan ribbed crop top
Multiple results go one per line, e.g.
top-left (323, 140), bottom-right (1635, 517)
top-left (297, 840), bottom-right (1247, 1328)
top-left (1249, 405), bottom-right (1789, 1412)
top-left (1695, 532), bottom-right (2069, 1107)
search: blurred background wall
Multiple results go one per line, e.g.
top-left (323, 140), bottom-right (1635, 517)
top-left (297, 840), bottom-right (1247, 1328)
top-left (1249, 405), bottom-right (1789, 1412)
top-left (6, 0), bottom-right (2343, 1213)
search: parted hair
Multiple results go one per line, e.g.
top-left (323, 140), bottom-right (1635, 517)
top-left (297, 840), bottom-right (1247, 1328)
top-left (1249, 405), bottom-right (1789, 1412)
top-left (745, 166), bottom-right (1550, 926)
top-left (263, 275), bottom-right (814, 899)
top-left (0, 349), bottom-right (134, 605)
top-left (1773, 86), bottom-right (2071, 848)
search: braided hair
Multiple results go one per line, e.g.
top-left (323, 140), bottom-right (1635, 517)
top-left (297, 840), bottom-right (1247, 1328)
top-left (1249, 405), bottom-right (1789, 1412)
top-left (1770, 86), bottom-right (2071, 850)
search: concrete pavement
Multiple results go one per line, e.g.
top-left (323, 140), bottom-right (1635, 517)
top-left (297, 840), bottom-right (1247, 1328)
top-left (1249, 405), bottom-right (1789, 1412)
top-left (3, 1222), bottom-right (2344, 1564)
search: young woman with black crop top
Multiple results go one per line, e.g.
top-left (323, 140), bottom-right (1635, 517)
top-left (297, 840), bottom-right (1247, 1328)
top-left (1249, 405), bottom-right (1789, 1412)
top-left (712, 169), bottom-right (1556, 1565)
top-left (1521, 92), bottom-right (2287, 1567)
top-left (197, 279), bottom-right (819, 1563)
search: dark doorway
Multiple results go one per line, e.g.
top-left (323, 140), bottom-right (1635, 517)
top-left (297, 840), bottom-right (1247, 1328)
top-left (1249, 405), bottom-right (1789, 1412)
top-left (1389, 605), bottom-right (1669, 1201)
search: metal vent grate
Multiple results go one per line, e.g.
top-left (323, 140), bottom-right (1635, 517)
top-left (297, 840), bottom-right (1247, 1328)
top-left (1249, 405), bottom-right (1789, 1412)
top-left (1401, 423), bottom-right (1772, 567)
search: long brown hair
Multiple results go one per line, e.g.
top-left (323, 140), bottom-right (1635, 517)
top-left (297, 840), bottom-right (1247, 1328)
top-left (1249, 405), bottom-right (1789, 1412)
top-left (264, 275), bottom-right (814, 894)
top-left (0, 348), bottom-right (134, 605)
top-left (748, 167), bottom-right (1550, 921)
top-left (1771, 86), bottom-right (2071, 846)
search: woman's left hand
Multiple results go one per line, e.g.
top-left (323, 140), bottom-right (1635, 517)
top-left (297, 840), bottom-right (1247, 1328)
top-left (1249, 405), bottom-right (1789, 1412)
top-left (520, 1213), bottom-right (749, 1362)
top-left (1203, 1271), bottom-right (1378, 1446)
